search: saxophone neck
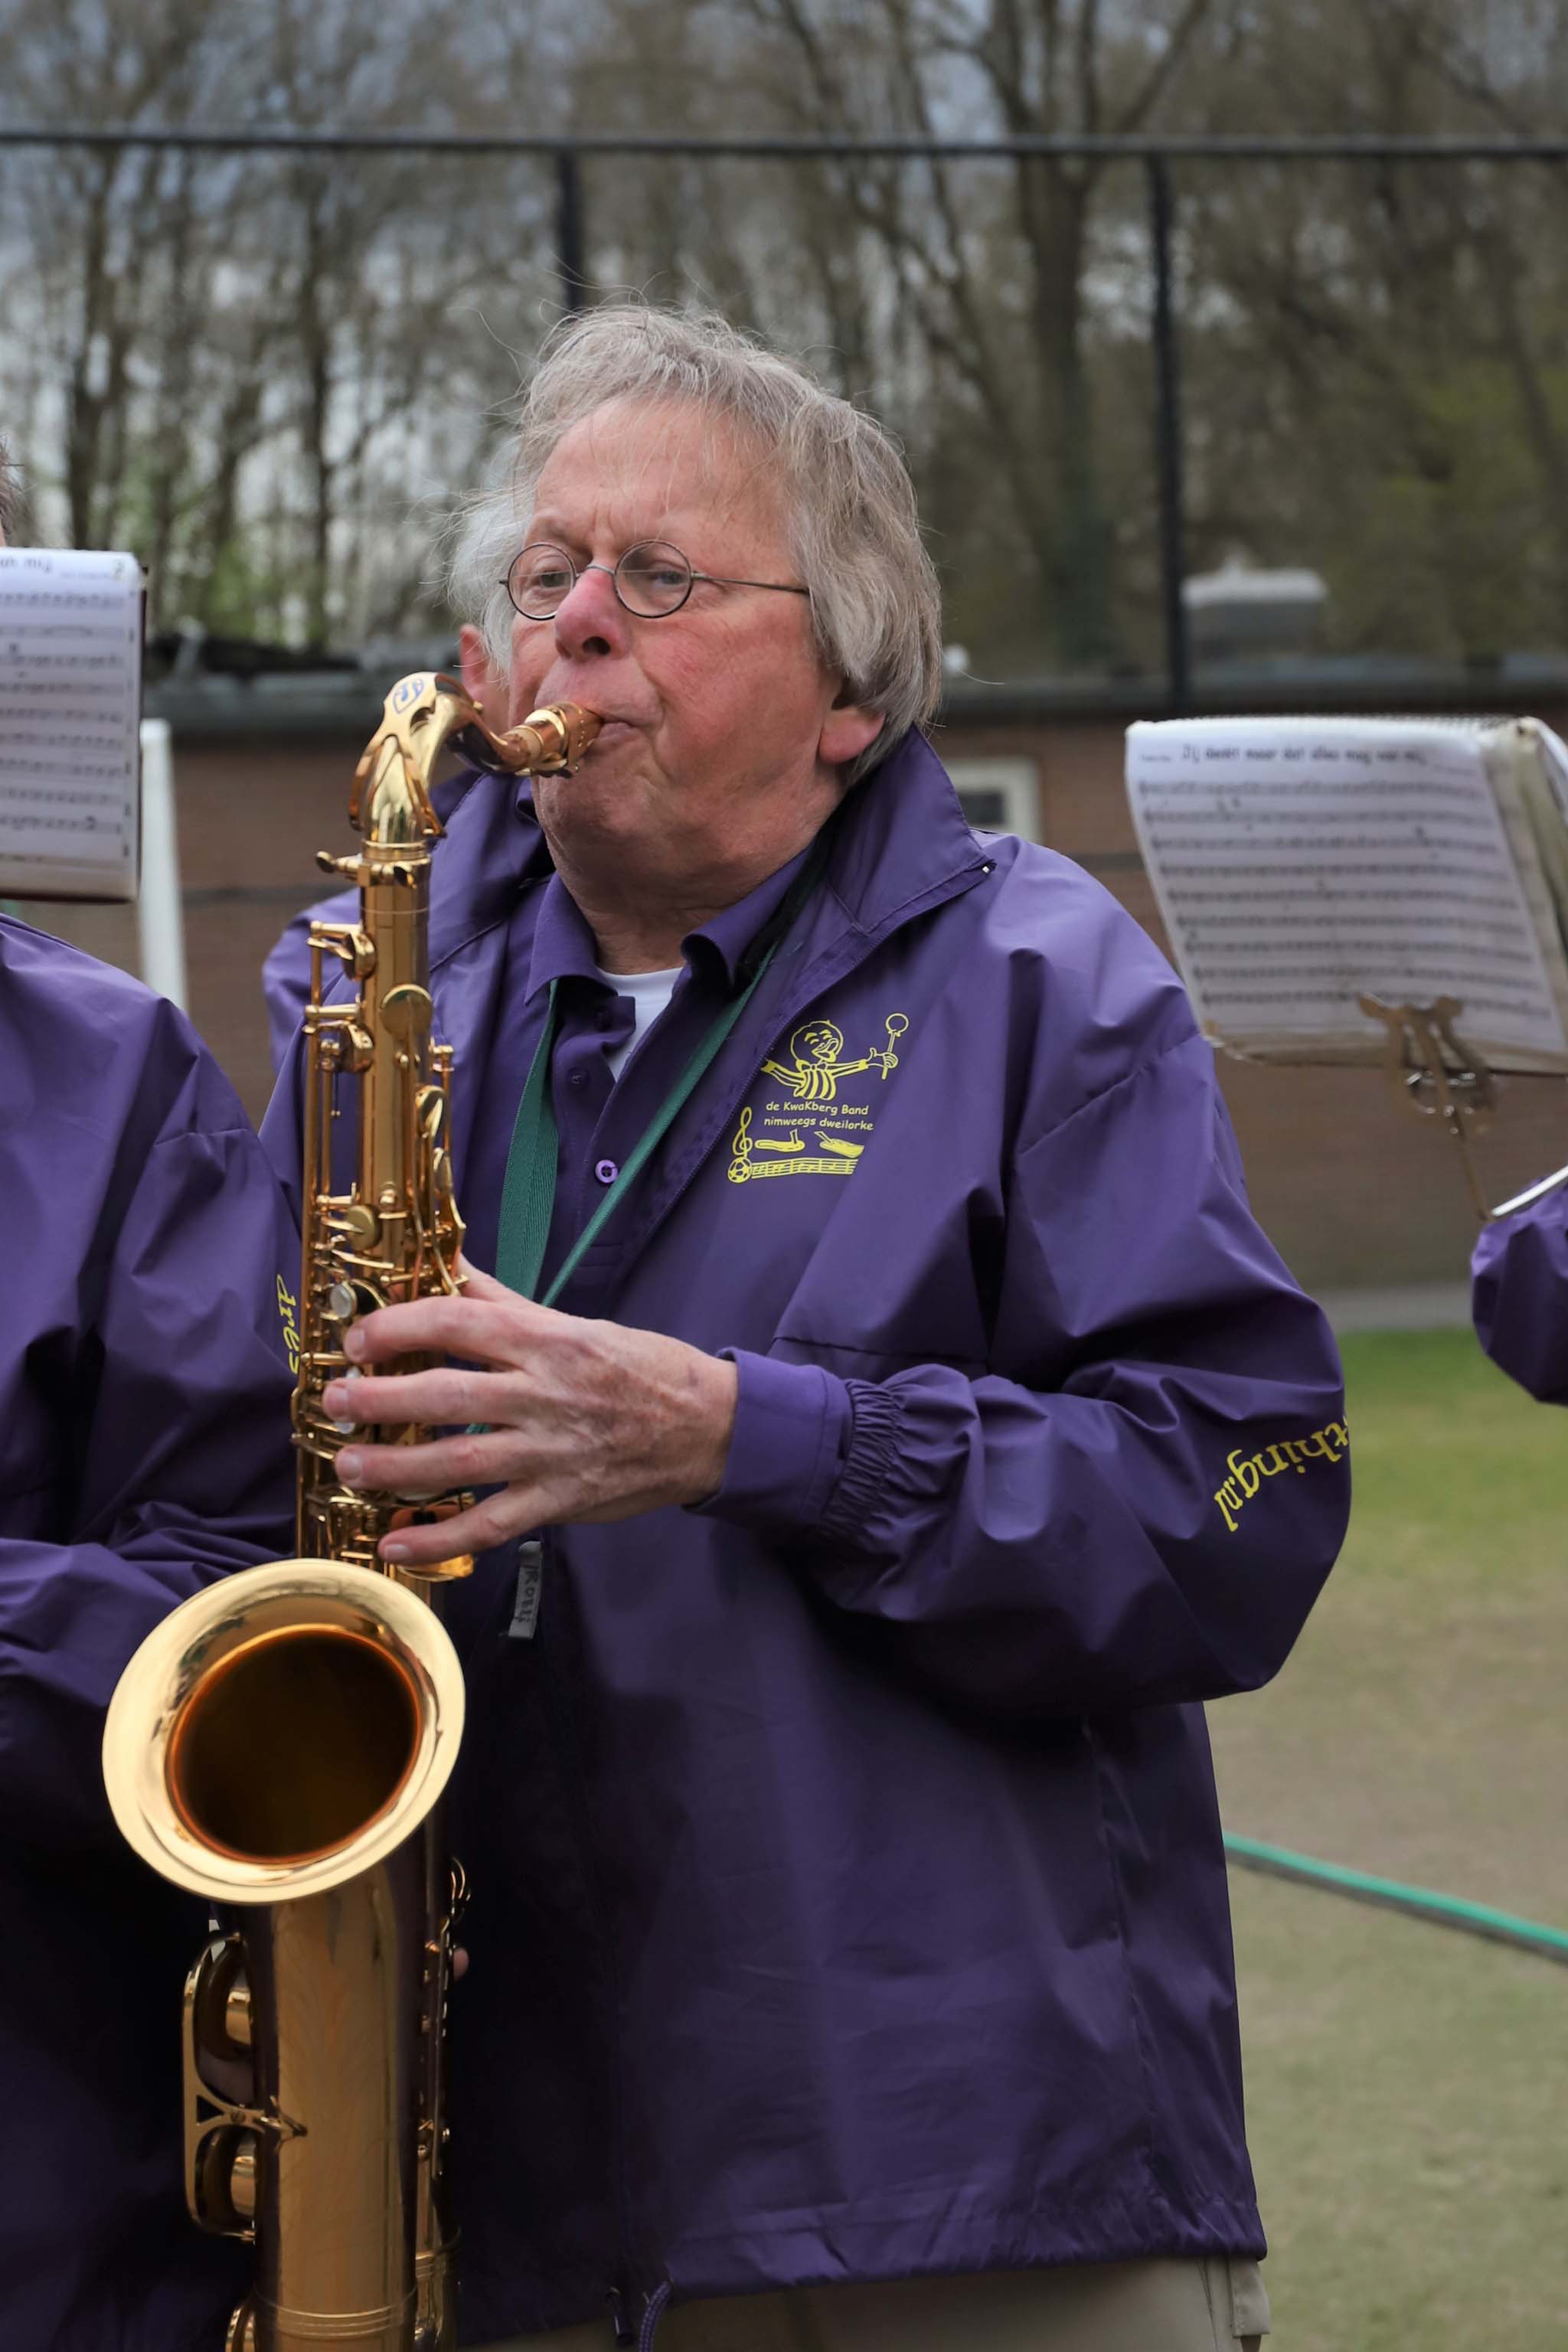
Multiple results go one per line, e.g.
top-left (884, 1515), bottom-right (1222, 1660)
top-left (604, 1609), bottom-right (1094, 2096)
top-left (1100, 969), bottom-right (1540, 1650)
top-left (461, 698), bottom-right (603, 778)
top-left (350, 674), bottom-right (479, 848)
top-left (348, 673), bottom-right (602, 848)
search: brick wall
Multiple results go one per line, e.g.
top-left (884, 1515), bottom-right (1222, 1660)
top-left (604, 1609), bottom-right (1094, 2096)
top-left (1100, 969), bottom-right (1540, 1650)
top-left (24, 709), bottom-right (1568, 1295)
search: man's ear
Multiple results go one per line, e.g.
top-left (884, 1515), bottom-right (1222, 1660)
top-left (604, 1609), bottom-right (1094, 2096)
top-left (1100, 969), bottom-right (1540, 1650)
top-left (818, 692), bottom-right (885, 773)
top-left (458, 622), bottom-right (506, 715)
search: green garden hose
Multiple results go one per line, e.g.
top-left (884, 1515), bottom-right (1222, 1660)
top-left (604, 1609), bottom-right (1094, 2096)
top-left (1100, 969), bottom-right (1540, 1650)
top-left (1223, 1834), bottom-right (1568, 1968)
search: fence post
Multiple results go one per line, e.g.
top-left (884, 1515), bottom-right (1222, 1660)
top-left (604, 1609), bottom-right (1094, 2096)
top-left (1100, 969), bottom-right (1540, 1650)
top-left (1146, 155), bottom-right (1191, 714)
top-left (556, 149), bottom-right (588, 312)
top-left (136, 717), bottom-right (188, 1011)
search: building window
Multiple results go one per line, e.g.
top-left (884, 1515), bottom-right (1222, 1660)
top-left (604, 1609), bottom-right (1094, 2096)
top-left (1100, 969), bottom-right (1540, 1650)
top-left (946, 759), bottom-right (1042, 842)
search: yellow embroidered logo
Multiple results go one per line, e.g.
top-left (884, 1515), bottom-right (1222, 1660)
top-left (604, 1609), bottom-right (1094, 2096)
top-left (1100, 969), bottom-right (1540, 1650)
top-left (730, 1011), bottom-right (910, 1183)
top-left (1214, 1418), bottom-right (1348, 1534)
top-left (276, 1275), bottom-right (302, 1375)
top-left (760, 1014), bottom-right (908, 1103)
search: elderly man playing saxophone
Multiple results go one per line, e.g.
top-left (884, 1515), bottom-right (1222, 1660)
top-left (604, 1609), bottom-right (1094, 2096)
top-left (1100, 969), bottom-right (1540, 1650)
top-left (263, 309), bottom-right (1347, 2352)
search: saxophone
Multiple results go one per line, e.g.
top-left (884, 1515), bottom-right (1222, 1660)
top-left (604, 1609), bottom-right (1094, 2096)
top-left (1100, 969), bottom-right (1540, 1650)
top-left (103, 675), bottom-right (600, 2352)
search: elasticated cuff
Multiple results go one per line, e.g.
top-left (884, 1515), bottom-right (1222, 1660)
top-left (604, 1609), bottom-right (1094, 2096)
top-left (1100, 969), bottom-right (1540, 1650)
top-left (690, 1349), bottom-right (852, 1536)
top-left (818, 1377), bottom-right (905, 1547)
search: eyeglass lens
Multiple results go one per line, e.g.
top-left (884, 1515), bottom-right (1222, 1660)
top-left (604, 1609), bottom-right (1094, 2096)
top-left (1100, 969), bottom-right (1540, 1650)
top-left (507, 540), bottom-right (693, 620)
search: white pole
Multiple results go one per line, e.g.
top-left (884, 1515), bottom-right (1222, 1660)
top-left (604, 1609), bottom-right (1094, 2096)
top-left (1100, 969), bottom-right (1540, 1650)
top-left (136, 717), bottom-right (188, 1011)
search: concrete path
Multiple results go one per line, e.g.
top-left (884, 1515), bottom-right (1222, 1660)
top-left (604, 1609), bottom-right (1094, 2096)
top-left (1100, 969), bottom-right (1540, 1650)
top-left (1318, 1281), bottom-right (1472, 1334)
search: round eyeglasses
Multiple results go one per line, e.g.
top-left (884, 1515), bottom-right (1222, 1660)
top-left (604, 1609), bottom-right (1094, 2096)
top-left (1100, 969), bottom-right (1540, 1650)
top-left (501, 538), bottom-right (810, 622)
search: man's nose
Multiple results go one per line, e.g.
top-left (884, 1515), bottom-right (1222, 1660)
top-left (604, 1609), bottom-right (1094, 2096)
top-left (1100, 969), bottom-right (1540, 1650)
top-left (552, 563), bottom-right (629, 661)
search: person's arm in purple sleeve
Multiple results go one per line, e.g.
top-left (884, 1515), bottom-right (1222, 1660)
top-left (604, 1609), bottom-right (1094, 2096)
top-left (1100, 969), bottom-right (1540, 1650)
top-left (261, 1015), bottom-right (309, 1221)
top-left (703, 1031), bottom-right (1349, 1718)
top-left (263, 885), bottom-right (358, 1074)
top-left (0, 943), bottom-right (297, 1849)
top-left (1472, 1174), bottom-right (1568, 1402)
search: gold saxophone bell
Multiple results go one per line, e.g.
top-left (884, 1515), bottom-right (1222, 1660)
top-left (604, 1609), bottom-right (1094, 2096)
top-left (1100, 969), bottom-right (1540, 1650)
top-left (104, 1561), bottom-right (465, 2352)
top-left (103, 679), bottom-right (601, 2351)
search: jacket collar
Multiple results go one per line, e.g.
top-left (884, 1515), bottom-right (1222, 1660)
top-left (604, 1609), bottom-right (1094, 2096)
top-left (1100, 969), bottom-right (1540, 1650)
top-left (432, 729), bottom-right (983, 972)
top-left (597, 735), bottom-right (991, 1271)
top-left (823, 728), bottom-right (989, 940)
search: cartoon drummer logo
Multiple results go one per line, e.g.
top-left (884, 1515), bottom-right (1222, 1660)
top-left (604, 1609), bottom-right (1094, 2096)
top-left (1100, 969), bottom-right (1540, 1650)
top-left (760, 1013), bottom-right (909, 1104)
top-left (730, 1011), bottom-right (910, 1183)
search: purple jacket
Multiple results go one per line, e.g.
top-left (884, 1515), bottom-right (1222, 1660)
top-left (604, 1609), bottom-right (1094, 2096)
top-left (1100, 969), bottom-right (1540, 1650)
top-left (262, 735), bottom-right (1348, 2344)
top-left (0, 920), bottom-right (297, 2352)
top-left (1472, 1179), bottom-right (1568, 1399)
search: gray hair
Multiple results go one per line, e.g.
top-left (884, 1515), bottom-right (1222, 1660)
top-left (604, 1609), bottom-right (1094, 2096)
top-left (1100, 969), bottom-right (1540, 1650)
top-left (445, 307), bottom-right (942, 783)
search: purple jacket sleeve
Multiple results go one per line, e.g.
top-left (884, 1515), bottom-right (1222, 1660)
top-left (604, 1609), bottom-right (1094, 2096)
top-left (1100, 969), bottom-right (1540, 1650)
top-left (704, 1032), bottom-right (1348, 1717)
top-left (1471, 1179), bottom-right (1568, 1402)
top-left (1, 978), bottom-right (297, 1849)
top-left (263, 886), bottom-right (358, 1073)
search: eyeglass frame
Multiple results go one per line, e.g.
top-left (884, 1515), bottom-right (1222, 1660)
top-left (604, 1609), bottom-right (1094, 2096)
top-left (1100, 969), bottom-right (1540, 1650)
top-left (500, 537), bottom-right (812, 622)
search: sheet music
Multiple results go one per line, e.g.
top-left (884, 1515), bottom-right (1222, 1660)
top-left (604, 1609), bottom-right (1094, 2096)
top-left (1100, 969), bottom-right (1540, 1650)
top-left (1126, 717), bottom-right (1568, 1072)
top-left (1530, 717), bottom-right (1568, 832)
top-left (0, 547), bottom-right (143, 900)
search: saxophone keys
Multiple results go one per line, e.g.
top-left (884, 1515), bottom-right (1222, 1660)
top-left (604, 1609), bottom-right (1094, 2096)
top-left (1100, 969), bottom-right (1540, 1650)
top-left (332, 1023), bottom-right (375, 1073)
top-left (224, 2304), bottom-right (257, 2352)
top-left (322, 1281), bottom-right (384, 1327)
top-left (383, 983), bottom-right (434, 1044)
top-left (406, 1558), bottom-right (475, 1585)
top-left (416, 1084), bottom-right (449, 1144)
top-left (326, 1364), bottom-right (363, 1432)
top-left (226, 2135), bottom-right (259, 2223)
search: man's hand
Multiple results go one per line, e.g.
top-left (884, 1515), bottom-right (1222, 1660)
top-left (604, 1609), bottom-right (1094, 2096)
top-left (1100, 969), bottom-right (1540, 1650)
top-left (320, 1265), bottom-right (739, 1569)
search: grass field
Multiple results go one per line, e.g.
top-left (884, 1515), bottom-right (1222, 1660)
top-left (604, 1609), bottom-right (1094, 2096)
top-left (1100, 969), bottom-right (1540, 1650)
top-left (1208, 1331), bottom-right (1568, 2348)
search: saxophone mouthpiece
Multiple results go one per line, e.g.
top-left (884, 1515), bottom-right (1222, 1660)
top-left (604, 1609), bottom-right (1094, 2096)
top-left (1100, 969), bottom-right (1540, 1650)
top-left (449, 694), bottom-right (602, 782)
top-left (508, 702), bottom-right (603, 776)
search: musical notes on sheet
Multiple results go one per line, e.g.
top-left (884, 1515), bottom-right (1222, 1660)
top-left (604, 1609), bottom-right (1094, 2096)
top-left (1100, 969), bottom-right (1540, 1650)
top-left (0, 548), bottom-right (143, 900)
top-left (1125, 718), bottom-right (1568, 1073)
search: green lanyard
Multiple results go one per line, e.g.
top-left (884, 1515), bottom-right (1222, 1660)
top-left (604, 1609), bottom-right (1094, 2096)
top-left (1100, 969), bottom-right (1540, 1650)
top-left (494, 825), bottom-right (836, 1308)
top-left (495, 959), bottom-right (771, 1307)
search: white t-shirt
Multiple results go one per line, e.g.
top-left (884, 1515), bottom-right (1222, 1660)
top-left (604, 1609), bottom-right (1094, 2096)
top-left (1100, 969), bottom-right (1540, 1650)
top-left (595, 965), bottom-right (682, 1081)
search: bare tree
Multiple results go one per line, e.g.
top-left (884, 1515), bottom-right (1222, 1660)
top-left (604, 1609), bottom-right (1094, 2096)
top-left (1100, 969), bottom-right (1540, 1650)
top-left (1175, 0), bottom-right (1568, 659)
top-left (708, 0), bottom-right (1218, 665)
top-left (6, 0), bottom-right (1568, 681)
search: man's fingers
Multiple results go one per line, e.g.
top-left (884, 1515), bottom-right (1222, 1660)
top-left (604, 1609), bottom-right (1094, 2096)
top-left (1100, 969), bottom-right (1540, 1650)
top-left (321, 1367), bottom-right (490, 1429)
top-left (377, 1485), bottom-right (538, 1566)
top-left (335, 1431), bottom-right (521, 1498)
top-left (344, 1289), bottom-right (548, 1370)
top-left (456, 1262), bottom-right (513, 1306)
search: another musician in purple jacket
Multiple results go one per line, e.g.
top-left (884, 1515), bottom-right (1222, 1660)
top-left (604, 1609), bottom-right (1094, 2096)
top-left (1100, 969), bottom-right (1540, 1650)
top-left (1472, 1171), bottom-right (1568, 1400)
top-left (2, 428), bottom-right (298, 2352)
top-left (265, 309), bottom-right (1348, 2352)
